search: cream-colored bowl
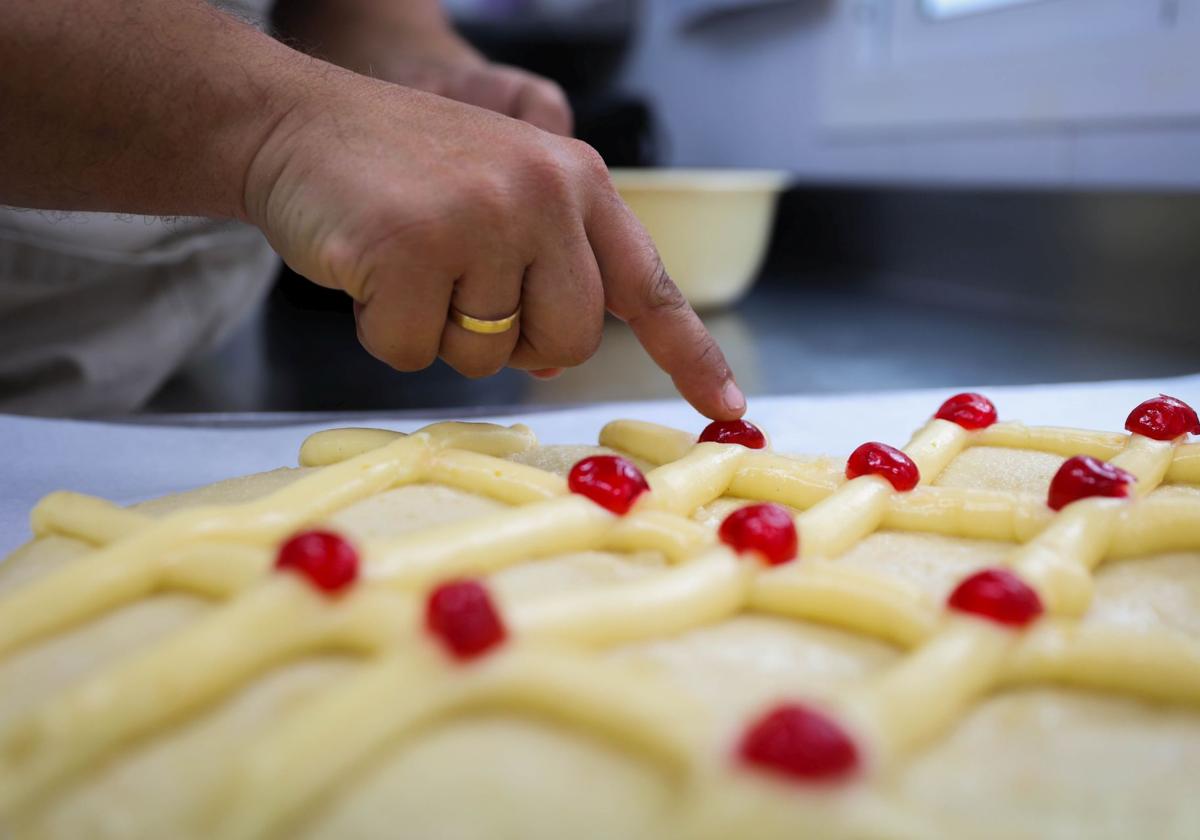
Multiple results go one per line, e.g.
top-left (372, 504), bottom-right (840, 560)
top-left (610, 168), bottom-right (789, 309)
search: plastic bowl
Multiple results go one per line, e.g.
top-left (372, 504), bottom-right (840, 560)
top-left (609, 168), bottom-right (789, 310)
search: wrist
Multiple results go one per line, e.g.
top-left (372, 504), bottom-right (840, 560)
top-left (237, 51), bottom-right (412, 234)
top-left (152, 12), bottom-right (330, 222)
top-left (233, 46), bottom-right (354, 224)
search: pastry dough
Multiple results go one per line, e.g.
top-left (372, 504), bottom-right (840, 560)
top-left (1, 403), bottom-right (1199, 839)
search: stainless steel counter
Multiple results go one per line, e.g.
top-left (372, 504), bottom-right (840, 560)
top-left (143, 187), bottom-right (1200, 415)
top-left (144, 268), bottom-right (1200, 416)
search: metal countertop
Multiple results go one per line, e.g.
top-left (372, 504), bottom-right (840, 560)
top-left (143, 269), bottom-right (1200, 418)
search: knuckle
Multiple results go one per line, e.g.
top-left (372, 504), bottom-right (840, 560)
top-left (575, 326), bottom-right (604, 364)
top-left (644, 259), bottom-right (688, 315)
top-left (314, 234), bottom-right (361, 292)
top-left (389, 347), bottom-right (439, 372)
top-left (569, 140), bottom-right (609, 183)
top-left (531, 78), bottom-right (570, 112)
top-left (551, 314), bottom-right (603, 367)
top-left (693, 337), bottom-right (725, 371)
top-left (540, 78), bottom-right (570, 107)
top-left (490, 66), bottom-right (527, 99)
top-left (554, 340), bottom-right (593, 368)
top-left (361, 332), bottom-right (436, 372)
top-left (449, 354), bottom-right (505, 379)
top-left (469, 175), bottom-right (515, 223)
top-left (523, 152), bottom-right (574, 201)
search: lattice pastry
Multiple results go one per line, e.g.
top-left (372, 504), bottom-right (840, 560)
top-left (2, 393), bottom-right (1200, 839)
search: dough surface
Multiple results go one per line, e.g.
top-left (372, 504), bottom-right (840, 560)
top-left (1, 413), bottom-right (1198, 840)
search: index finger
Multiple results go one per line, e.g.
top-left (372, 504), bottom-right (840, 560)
top-left (586, 189), bottom-right (746, 421)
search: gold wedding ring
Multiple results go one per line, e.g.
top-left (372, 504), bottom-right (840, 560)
top-left (450, 305), bottom-right (521, 335)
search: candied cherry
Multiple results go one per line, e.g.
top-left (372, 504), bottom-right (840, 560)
top-left (718, 503), bottom-right (798, 566)
top-left (568, 455), bottom-right (649, 515)
top-left (738, 703), bottom-right (859, 782)
top-left (275, 530), bottom-right (359, 594)
top-left (1047, 455), bottom-right (1135, 511)
top-left (1125, 395), bottom-right (1200, 441)
top-left (845, 442), bottom-right (920, 492)
top-left (947, 568), bottom-right (1043, 627)
top-left (935, 392), bottom-right (998, 430)
top-left (426, 579), bottom-right (507, 661)
top-left (699, 419), bottom-right (767, 449)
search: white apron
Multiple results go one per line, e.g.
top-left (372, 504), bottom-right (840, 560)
top-left (0, 0), bottom-right (280, 416)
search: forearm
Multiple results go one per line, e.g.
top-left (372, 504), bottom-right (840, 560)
top-left (0, 0), bottom-right (325, 219)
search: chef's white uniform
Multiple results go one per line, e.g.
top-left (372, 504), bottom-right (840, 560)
top-left (0, 0), bottom-right (280, 416)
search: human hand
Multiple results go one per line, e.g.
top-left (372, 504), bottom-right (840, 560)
top-left (242, 72), bottom-right (745, 420)
top-left (274, 0), bottom-right (572, 135)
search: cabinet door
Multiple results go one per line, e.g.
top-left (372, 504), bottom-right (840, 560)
top-left (822, 0), bottom-right (1200, 129)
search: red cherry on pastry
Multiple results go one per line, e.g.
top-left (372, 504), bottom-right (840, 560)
top-left (275, 530), bottom-right (359, 594)
top-left (699, 419), bottom-right (767, 449)
top-left (568, 455), bottom-right (649, 515)
top-left (947, 568), bottom-right (1043, 627)
top-left (935, 392), bottom-right (998, 430)
top-left (1047, 455), bottom-right (1135, 511)
top-left (845, 442), bottom-right (920, 491)
top-left (718, 503), bottom-right (798, 566)
top-left (739, 703), bottom-right (859, 782)
top-left (1125, 394), bottom-right (1200, 441)
top-left (426, 579), bottom-right (507, 661)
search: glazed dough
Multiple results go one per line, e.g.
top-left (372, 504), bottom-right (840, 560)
top-left (1, 413), bottom-right (1199, 839)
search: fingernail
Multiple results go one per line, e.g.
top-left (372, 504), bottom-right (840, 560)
top-left (721, 379), bottom-right (746, 415)
top-left (530, 368), bottom-right (564, 380)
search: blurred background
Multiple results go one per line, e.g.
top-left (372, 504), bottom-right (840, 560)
top-left (148, 0), bottom-right (1200, 417)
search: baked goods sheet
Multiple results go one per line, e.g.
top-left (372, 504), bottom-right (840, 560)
top-left (3, 373), bottom-right (1199, 556)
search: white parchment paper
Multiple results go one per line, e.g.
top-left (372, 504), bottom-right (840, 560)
top-left (3, 374), bottom-right (1198, 555)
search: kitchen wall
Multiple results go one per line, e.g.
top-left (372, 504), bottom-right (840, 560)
top-left (618, 0), bottom-right (1200, 187)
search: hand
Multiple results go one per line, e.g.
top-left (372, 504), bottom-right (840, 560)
top-left (243, 71), bottom-right (745, 420)
top-left (274, 0), bottom-right (572, 135)
top-left (351, 35), bottom-right (573, 138)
